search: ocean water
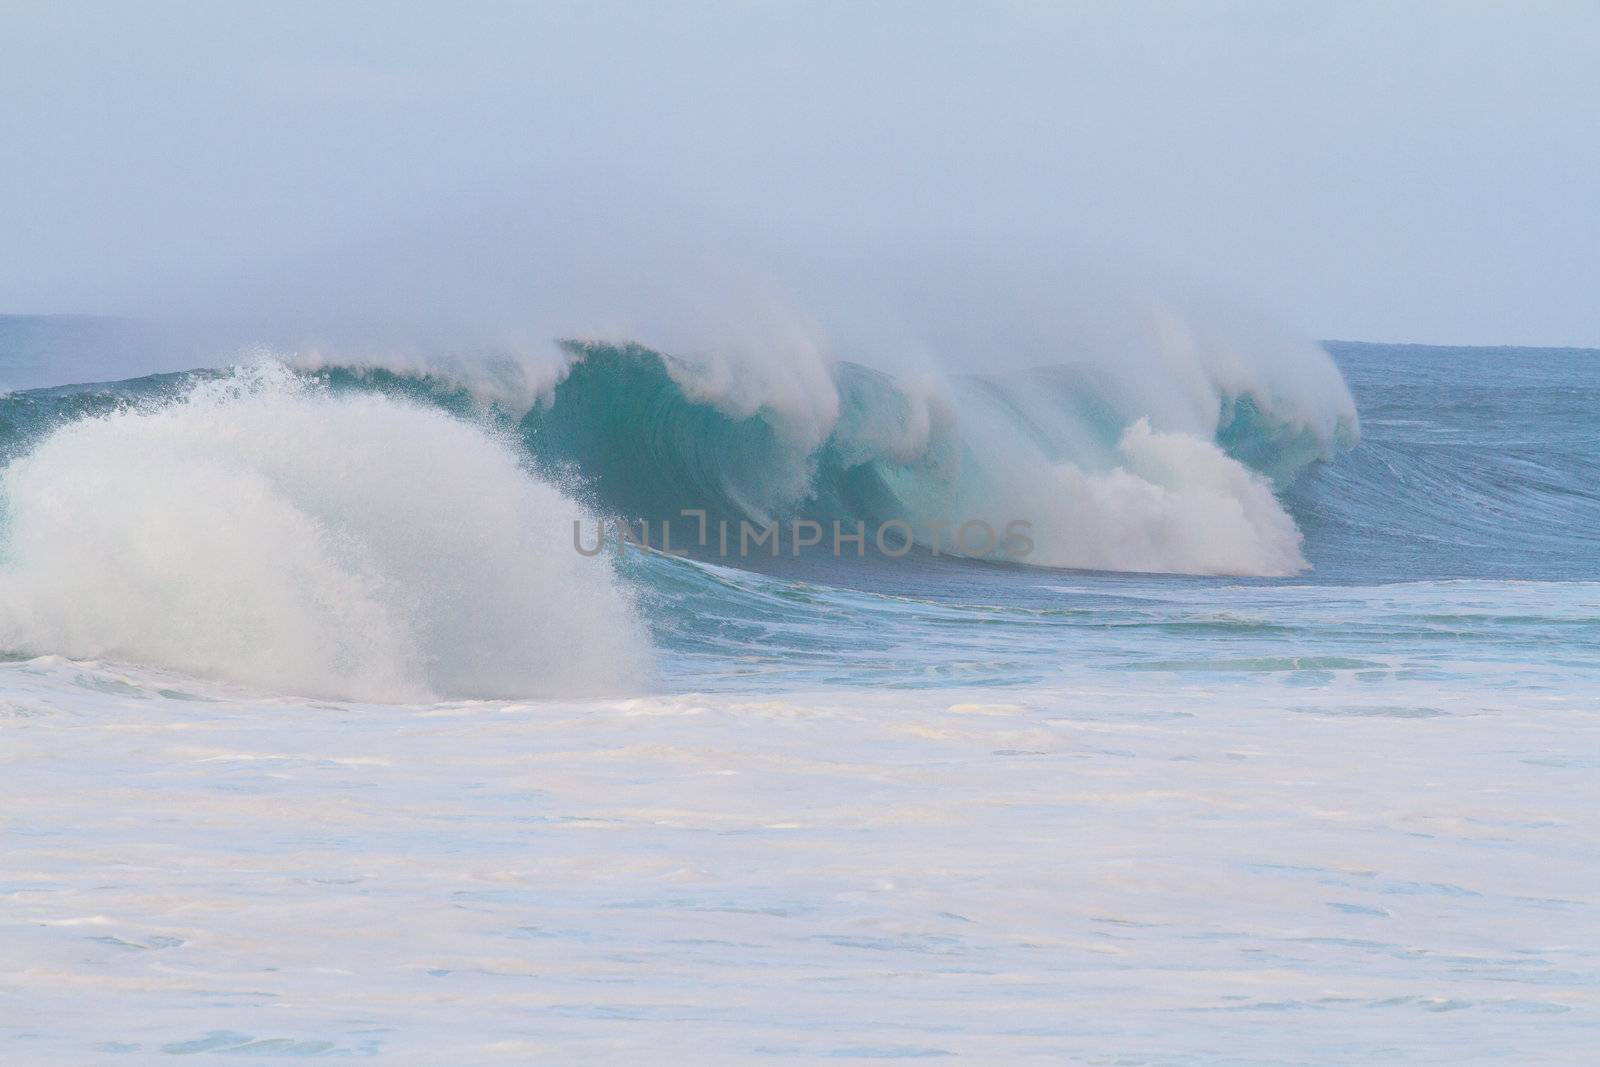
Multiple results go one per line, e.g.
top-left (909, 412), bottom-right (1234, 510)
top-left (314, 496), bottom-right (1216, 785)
top-left (1, 318), bottom-right (1596, 1063)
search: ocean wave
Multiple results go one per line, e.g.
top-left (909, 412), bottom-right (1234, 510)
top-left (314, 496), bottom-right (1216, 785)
top-left (0, 327), bottom-right (1359, 581)
top-left (514, 339), bottom-right (1355, 576)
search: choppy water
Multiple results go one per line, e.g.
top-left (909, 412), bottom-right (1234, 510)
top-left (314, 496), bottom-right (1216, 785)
top-left (1, 319), bottom-right (1596, 1063)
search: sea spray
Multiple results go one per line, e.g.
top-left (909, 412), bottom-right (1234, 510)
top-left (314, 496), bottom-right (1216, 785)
top-left (0, 365), bottom-right (649, 700)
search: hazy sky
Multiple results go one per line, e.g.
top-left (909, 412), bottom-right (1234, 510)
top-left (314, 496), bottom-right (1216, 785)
top-left (2, 1), bottom-right (1597, 346)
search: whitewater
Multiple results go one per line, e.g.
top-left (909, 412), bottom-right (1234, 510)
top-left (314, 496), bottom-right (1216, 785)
top-left (1, 315), bottom-right (1597, 1064)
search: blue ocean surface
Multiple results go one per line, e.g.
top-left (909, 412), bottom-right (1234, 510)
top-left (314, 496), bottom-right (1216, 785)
top-left (0, 318), bottom-right (1595, 1063)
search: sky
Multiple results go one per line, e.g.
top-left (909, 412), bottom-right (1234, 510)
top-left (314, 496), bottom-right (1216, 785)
top-left (1, 0), bottom-right (1597, 347)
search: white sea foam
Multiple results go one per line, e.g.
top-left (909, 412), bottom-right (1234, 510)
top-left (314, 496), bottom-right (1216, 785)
top-left (2, 654), bottom-right (1593, 1064)
top-left (1006, 418), bottom-right (1307, 575)
top-left (0, 365), bottom-right (649, 700)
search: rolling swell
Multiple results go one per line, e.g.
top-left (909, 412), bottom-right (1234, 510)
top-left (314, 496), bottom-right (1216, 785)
top-left (1287, 342), bottom-right (1600, 582)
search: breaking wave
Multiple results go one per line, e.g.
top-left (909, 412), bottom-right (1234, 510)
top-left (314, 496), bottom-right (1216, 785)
top-left (0, 366), bottom-right (650, 701)
top-left (313, 333), bottom-right (1358, 576)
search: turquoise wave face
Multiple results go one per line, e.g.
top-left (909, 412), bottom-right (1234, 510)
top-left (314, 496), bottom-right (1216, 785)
top-left (521, 342), bottom-right (821, 525)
